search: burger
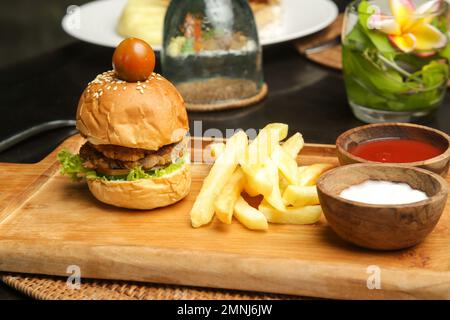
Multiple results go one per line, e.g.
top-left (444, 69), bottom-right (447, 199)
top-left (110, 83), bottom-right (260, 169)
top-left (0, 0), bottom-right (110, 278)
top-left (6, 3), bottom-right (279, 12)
top-left (58, 38), bottom-right (191, 210)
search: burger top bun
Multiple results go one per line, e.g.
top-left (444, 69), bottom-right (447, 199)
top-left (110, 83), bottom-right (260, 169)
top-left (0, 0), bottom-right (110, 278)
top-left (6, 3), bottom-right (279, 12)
top-left (76, 71), bottom-right (188, 151)
top-left (87, 162), bottom-right (191, 210)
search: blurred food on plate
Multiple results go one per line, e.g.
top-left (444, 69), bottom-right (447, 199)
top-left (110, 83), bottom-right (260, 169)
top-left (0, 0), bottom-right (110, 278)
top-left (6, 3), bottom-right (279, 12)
top-left (117, 0), bottom-right (170, 46)
top-left (117, 0), bottom-right (282, 46)
top-left (249, 0), bottom-right (282, 40)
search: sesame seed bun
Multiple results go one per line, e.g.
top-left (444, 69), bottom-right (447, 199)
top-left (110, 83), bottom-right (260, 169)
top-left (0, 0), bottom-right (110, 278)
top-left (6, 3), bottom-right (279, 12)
top-left (76, 71), bottom-right (189, 151)
top-left (87, 162), bottom-right (191, 210)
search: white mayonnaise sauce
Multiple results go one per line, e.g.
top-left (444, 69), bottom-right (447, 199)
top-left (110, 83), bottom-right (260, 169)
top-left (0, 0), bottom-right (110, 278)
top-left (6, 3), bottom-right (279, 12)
top-left (339, 180), bottom-right (428, 205)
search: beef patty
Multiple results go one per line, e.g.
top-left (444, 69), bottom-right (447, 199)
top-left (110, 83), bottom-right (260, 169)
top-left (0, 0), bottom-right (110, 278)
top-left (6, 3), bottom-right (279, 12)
top-left (80, 139), bottom-right (186, 174)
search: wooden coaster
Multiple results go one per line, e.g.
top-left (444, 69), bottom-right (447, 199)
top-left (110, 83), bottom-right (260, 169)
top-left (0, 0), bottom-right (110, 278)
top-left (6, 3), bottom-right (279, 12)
top-left (295, 13), bottom-right (450, 87)
top-left (295, 14), bottom-right (343, 70)
top-left (1, 273), bottom-right (299, 300)
top-left (177, 79), bottom-right (268, 112)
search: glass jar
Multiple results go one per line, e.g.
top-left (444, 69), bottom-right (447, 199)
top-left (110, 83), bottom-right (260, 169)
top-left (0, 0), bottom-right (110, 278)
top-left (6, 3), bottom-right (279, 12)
top-left (342, 0), bottom-right (449, 123)
top-left (161, 0), bottom-right (264, 109)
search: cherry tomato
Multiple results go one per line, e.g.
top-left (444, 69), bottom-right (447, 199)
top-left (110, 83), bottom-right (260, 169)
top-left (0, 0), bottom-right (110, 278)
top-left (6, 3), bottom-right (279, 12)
top-left (112, 38), bottom-right (155, 82)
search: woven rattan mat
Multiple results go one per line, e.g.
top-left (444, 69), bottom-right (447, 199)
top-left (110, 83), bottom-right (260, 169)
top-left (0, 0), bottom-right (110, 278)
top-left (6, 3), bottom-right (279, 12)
top-left (0, 273), bottom-right (301, 300)
top-left (182, 81), bottom-right (268, 112)
top-left (295, 13), bottom-right (450, 88)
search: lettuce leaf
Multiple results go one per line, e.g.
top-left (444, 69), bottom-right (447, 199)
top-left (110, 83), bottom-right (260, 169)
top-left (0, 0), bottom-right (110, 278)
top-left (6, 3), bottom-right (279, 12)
top-left (57, 149), bottom-right (96, 181)
top-left (125, 159), bottom-right (185, 181)
top-left (57, 149), bottom-right (185, 182)
top-left (357, 0), bottom-right (396, 59)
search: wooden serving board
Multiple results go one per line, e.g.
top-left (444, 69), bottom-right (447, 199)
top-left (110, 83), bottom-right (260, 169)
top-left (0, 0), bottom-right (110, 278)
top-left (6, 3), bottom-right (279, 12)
top-left (0, 135), bottom-right (449, 300)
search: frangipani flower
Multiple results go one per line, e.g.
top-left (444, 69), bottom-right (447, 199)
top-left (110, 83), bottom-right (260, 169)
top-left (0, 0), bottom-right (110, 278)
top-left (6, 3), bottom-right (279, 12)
top-left (368, 0), bottom-right (447, 54)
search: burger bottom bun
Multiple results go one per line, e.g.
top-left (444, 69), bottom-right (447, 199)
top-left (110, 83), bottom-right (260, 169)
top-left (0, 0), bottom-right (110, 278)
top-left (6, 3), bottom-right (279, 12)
top-left (87, 164), bottom-right (191, 210)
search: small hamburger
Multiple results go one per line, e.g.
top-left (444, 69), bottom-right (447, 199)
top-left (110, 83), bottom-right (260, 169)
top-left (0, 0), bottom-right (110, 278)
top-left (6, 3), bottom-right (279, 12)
top-left (58, 38), bottom-right (190, 210)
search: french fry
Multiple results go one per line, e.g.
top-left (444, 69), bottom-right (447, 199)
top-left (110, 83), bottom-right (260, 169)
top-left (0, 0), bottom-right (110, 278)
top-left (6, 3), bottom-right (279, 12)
top-left (241, 123), bottom-right (289, 199)
top-left (282, 185), bottom-right (319, 207)
top-left (246, 123), bottom-right (288, 165)
top-left (279, 175), bottom-right (290, 194)
top-left (259, 201), bottom-right (322, 225)
top-left (244, 180), bottom-right (260, 197)
top-left (234, 196), bottom-right (268, 231)
top-left (271, 144), bottom-right (299, 185)
top-left (209, 142), bottom-right (225, 159)
top-left (241, 163), bottom-right (273, 197)
top-left (191, 122), bottom-right (329, 231)
top-left (214, 168), bottom-right (246, 224)
top-left (282, 132), bottom-right (304, 159)
top-left (243, 182), bottom-right (260, 197)
top-left (262, 159), bottom-right (286, 212)
top-left (298, 163), bottom-right (335, 186)
top-left (190, 131), bottom-right (248, 228)
top-left (298, 166), bottom-right (308, 175)
top-left (243, 144), bottom-right (286, 211)
top-left (263, 123), bottom-right (289, 142)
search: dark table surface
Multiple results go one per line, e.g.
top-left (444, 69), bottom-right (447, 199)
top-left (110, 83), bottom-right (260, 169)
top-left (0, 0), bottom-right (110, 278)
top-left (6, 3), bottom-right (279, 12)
top-left (1, 0), bottom-right (450, 300)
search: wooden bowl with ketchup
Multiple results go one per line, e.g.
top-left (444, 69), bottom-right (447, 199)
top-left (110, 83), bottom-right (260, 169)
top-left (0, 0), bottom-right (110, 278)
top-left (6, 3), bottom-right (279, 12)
top-left (336, 123), bottom-right (450, 177)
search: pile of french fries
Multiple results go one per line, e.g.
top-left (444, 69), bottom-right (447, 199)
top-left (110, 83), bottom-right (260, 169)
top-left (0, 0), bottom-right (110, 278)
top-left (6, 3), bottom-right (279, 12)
top-left (190, 123), bottom-right (334, 231)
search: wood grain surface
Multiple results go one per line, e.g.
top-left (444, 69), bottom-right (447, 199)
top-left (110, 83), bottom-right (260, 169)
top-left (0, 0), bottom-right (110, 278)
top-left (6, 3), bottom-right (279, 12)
top-left (295, 14), bottom-right (343, 70)
top-left (0, 135), bottom-right (449, 299)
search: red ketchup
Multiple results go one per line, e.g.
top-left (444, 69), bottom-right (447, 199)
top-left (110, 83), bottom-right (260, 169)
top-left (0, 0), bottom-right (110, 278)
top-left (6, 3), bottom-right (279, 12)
top-left (349, 138), bottom-right (444, 163)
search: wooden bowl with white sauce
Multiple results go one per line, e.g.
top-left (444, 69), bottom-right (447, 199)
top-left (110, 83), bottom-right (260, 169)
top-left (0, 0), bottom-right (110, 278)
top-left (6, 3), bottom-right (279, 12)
top-left (317, 163), bottom-right (448, 250)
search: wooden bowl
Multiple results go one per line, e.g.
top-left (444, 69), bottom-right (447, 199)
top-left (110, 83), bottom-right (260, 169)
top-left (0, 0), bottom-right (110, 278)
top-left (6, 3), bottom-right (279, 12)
top-left (336, 123), bottom-right (450, 177)
top-left (317, 163), bottom-right (448, 250)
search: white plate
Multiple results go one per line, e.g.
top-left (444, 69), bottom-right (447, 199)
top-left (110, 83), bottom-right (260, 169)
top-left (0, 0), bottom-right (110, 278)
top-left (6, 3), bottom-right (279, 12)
top-left (62, 0), bottom-right (338, 50)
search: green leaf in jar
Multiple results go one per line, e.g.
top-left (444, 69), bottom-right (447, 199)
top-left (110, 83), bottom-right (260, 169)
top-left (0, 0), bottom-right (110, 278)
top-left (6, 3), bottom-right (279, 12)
top-left (357, 0), bottom-right (397, 59)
